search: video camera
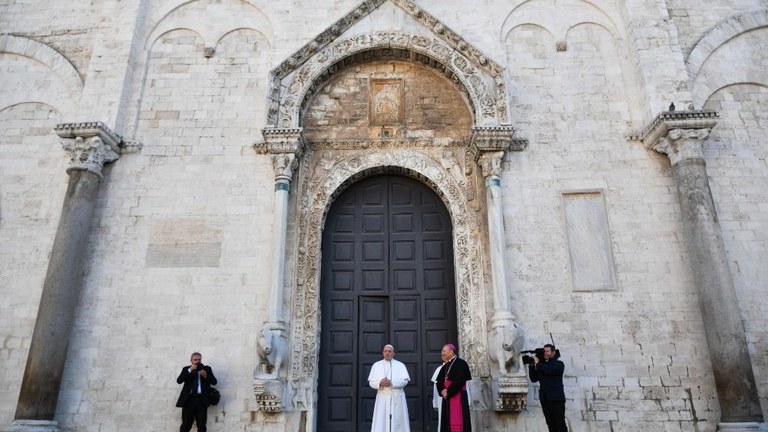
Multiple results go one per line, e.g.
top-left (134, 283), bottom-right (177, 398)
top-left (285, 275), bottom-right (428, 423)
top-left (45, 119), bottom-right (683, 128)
top-left (521, 333), bottom-right (561, 365)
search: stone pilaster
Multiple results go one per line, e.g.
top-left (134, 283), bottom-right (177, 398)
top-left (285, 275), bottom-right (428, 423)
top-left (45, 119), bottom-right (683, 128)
top-left (6, 122), bottom-right (122, 432)
top-left (643, 111), bottom-right (764, 428)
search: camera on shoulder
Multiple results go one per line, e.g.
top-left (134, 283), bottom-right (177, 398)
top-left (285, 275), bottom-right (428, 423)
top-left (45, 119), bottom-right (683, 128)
top-left (521, 334), bottom-right (561, 365)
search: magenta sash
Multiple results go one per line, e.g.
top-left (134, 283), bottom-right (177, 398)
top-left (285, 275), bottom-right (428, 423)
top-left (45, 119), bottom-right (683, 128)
top-left (444, 378), bottom-right (466, 432)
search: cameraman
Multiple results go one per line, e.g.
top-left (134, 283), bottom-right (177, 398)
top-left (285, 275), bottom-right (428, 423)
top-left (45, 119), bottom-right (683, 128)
top-left (528, 344), bottom-right (567, 432)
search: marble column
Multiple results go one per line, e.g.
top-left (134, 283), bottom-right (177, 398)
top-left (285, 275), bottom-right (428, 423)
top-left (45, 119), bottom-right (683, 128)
top-left (259, 128), bottom-right (305, 332)
top-left (471, 127), bottom-right (526, 327)
top-left (251, 128), bottom-right (304, 411)
top-left (471, 127), bottom-right (530, 411)
top-left (643, 111), bottom-right (763, 427)
top-left (7, 123), bottom-right (120, 432)
top-left (478, 150), bottom-right (515, 324)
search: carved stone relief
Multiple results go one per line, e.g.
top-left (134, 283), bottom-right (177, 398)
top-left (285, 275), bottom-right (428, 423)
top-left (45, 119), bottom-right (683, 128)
top-left (273, 32), bottom-right (504, 129)
top-left (287, 146), bottom-right (491, 409)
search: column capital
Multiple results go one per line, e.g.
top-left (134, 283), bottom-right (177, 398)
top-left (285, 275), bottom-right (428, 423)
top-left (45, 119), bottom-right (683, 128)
top-left (469, 126), bottom-right (525, 153)
top-left (258, 128), bottom-right (306, 156)
top-left (641, 110), bottom-right (718, 165)
top-left (55, 122), bottom-right (122, 179)
top-left (469, 126), bottom-right (525, 180)
top-left (478, 151), bottom-right (505, 179)
top-left (258, 128), bottom-right (306, 182)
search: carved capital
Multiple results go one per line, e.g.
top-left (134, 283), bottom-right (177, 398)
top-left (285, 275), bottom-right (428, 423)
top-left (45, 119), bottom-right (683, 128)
top-left (255, 128), bottom-right (306, 183)
top-left (258, 128), bottom-right (306, 155)
top-left (271, 153), bottom-right (299, 183)
top-left (56, 122), bottom-right (122, 179)
top-left (641, 110), bottom-right (717, 163)
top-left (477, 151), bottom-right (504, 179)
top-left (258, 128), bottom-right (306, 183)
top-left (470, 126), bottom-right (517, 153)
top-left (652, 128), bottom-right (711, 166)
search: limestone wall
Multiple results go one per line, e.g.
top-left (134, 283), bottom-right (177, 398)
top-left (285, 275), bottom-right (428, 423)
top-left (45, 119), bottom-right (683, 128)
top-left (0, 0), bottom-right (766, 431)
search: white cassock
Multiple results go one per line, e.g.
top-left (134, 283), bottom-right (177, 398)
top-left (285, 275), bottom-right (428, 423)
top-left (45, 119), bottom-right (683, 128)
top-left (431, 366), bottom-right (442, 432)
top-left (368, 358), bottom-right (411, 432)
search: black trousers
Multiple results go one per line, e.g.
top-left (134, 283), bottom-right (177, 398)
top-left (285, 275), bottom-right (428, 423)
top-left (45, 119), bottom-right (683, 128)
top-left (180, 393), bottom-right (208, 432)
top-left (541, 400), bottom-right (567, 432)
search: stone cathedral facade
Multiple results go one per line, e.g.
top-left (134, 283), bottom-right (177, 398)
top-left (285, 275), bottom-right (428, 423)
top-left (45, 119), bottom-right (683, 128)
top-left (0, 0), bottom-right (766, 431)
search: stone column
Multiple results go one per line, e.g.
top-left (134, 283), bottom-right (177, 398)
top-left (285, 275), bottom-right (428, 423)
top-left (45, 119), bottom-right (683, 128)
top-left (258, 128), bottom-right (305, 332)
top-left (643, 111), bottom-right (763, 428)
top-left (471, 127), bottom-right (525, 327)
top-left (6, 123), bottom-right (120, 432)
top-left (252, 128), bottom-right (305, 411)
top-left (471, 127), bottom-right (530, 412)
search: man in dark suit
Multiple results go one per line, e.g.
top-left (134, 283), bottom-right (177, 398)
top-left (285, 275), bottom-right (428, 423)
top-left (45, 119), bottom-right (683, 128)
top-left (176, 352), bottom-right (217, 432)
top-left (528, 344), bottom-right (567, 432)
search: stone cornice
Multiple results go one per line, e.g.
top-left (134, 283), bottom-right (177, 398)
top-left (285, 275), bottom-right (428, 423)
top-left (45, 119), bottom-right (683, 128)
top-left (55, 122), bottom-right (122, 151)
top-left (258, 128), bottom-right (306, 156)
top-left (469, 126), bottom-right (517, 153)
top-left (270, 0), bottom-right (503, 82)
top-left (308, 137), bottom-right (467, 150)
top-left (639, 110), bottom-right (718, 149)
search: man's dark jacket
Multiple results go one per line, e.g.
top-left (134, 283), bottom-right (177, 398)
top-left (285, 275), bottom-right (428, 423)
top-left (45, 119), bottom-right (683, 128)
top-left (176, 365), bottom-right (217, 407)
top-left (528, 359), bottom-right (566, 402)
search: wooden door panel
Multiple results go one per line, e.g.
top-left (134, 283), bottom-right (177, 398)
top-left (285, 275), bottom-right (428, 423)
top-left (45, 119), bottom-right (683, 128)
top-left (318, 175), bottom-right (456, 432)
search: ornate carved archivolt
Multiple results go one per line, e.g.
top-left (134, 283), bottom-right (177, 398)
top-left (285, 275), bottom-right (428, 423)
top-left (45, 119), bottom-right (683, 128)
top-left (264, 0), bottom-right (511, 130)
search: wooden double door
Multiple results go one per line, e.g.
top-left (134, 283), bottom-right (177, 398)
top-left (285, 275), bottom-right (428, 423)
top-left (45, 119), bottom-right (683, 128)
top-left (317, 175), bottom-right (458, 432)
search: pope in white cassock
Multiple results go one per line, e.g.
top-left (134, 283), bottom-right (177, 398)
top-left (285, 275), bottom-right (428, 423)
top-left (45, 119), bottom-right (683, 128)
top-left (368, 344), bottom-right (411, 432)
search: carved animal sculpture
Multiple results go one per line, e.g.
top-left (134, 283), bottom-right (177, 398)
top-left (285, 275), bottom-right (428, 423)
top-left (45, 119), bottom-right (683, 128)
top-left (489, 322), bottom-right (525, 375)
top-left (257, 327), bottom-right (286, 379)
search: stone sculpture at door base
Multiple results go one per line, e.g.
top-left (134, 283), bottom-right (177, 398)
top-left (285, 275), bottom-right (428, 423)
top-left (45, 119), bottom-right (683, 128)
top-left (488, 320), bottom-right (529, 411)
top-left (254, 326), bottom-right (289, 412)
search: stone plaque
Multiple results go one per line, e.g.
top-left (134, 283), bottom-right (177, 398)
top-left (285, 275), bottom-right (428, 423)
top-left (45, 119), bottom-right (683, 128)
top-left (369, 78), bottom-right (404, 125)
top-left (562, 191), bottom-right (617, 291)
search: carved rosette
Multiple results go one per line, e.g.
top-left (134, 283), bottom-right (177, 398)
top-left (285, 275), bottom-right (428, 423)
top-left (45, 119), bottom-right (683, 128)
top-left (55, 122), bottom-right (122, 179)
top-left (289, 149), bottom-right (491, 398)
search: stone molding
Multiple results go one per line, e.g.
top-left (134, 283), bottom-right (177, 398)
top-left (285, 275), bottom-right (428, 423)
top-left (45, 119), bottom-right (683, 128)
top-left (55, 122), bottom-right (123, 179)
top-left (288, 148), bottom-right (491, 405)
